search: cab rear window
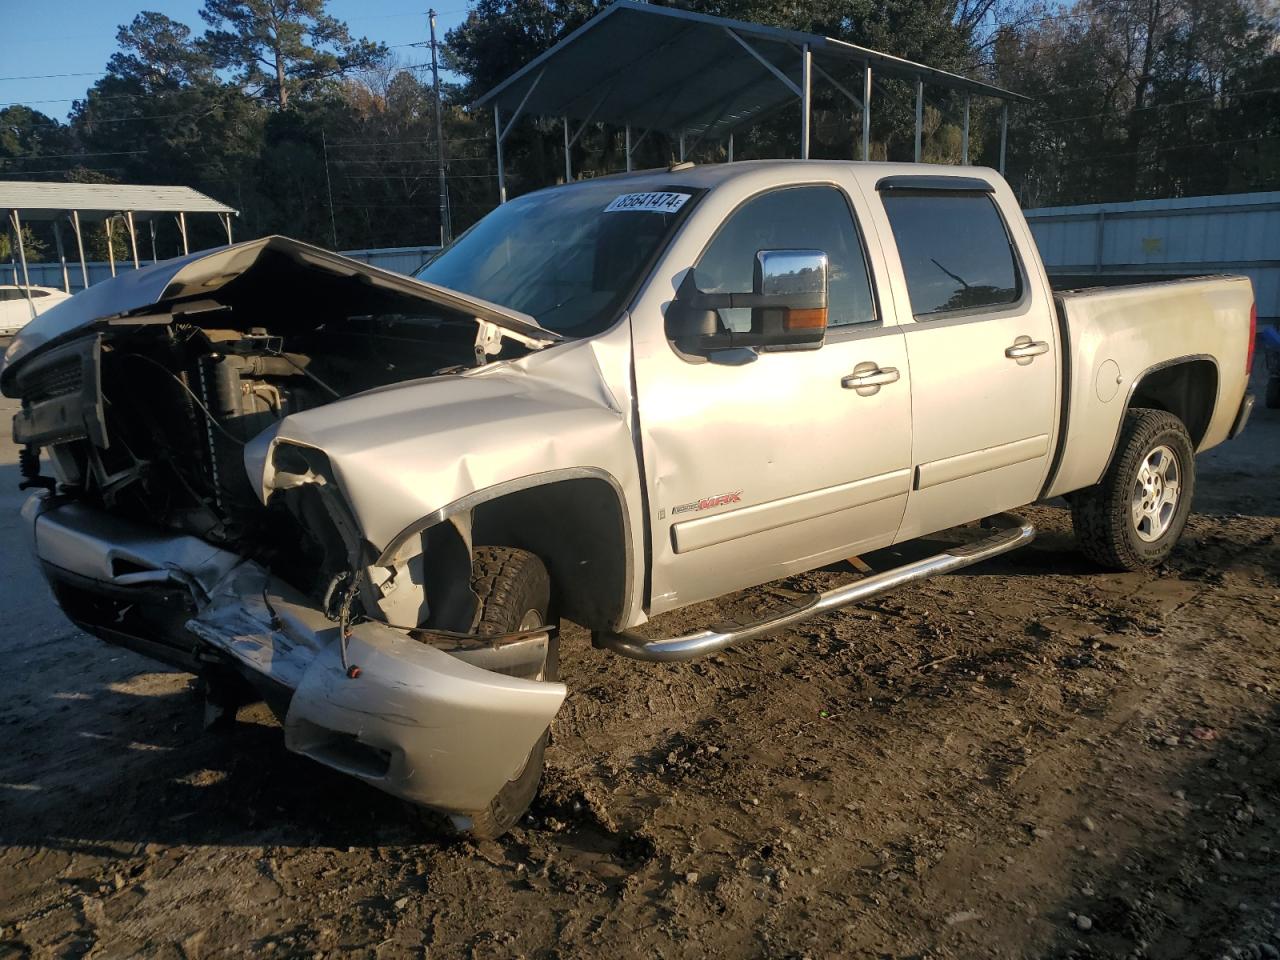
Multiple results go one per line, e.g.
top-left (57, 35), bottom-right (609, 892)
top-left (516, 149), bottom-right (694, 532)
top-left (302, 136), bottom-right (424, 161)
top-left (881, 193), bottom-right (1021, 317)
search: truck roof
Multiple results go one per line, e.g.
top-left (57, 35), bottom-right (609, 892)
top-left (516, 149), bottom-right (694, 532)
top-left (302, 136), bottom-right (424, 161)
top-left (557, 159), bottom-right (1003, 193)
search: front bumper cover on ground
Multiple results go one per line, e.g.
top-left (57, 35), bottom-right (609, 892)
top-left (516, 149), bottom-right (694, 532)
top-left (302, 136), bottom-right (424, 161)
top-left (26, 496), bottom-right (566, 818)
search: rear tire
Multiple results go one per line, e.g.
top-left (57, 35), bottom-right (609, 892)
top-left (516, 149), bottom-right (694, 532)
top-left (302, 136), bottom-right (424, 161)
top-left (451, 545), bottom-right (556, 840)
top-left (1071, 408), bottom-right (1195, 571)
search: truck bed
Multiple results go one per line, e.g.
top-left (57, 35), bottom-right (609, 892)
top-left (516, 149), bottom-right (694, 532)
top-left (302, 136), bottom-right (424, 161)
top-left (1043, 274), bottom-right (1254, 500)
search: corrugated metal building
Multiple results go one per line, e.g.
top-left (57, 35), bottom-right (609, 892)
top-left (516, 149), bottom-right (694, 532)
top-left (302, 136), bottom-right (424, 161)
top-left (1025, 191), bottom-right (1280, 321)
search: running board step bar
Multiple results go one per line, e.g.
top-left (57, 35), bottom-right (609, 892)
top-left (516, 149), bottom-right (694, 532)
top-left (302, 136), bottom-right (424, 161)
top-left (593, 512), bottom-right (1036, 663)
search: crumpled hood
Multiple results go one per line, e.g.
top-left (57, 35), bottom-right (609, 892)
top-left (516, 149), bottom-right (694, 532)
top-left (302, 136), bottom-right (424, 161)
top-left (0, 235), bottom-right (557, 395)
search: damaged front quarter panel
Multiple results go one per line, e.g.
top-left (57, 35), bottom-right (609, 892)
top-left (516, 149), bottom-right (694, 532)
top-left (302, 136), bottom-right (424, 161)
top-left (245, 323), bottom-right (647, 635)
top-left (195, 322), bottom-right (642, 815)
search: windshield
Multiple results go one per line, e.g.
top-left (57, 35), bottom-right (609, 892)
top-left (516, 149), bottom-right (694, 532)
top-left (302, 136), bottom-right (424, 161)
top-left (415, 180), bottom-right (699, 336)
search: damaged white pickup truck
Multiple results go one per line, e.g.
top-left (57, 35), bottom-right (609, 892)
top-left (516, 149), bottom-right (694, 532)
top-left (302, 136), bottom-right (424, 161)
top-left (3, 161), bottom-right (1257, 837)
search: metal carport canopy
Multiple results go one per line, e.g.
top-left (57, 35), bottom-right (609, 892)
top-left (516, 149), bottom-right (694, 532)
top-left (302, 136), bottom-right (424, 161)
top-left (475, 0), bottom-right (1030, 199)
top-left (0, 182), bottom-right (236, 222)
top-left (3, 181), bottom-right (240, 297)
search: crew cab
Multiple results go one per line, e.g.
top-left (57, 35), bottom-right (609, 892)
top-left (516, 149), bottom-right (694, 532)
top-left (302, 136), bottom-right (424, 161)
top-left (2, 161), bottom-right (1256, 837)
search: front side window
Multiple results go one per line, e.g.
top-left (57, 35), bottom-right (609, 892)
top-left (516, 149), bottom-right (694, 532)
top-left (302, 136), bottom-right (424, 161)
top-left (694, 185), bottom-right (876, 331)
top-left (416, 180), bottom-right (698, 337)
top-left (881, 192), bottom-right (1021, 317)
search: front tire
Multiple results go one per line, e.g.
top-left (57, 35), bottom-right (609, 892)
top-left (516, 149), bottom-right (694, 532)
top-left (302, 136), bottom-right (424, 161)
top-left (1071, 408), bottom-right (1196, 571)
top-left (452, 545), bottom-right (557, 840)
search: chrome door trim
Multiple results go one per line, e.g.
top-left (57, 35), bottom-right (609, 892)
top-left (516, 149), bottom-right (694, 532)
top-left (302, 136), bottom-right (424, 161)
top-left (670, 468), bottom-right (911, 554)
top-left (914, 434), bottom-right (1050, 490)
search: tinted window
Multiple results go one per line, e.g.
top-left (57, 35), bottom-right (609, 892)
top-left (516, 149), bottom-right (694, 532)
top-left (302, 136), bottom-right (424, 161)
top-left (416, 180), bottom-right (697, 336)
top-left (694, 186), bottom-right (875, 330)
top-left (881, 193), bottom-right (1020, 316)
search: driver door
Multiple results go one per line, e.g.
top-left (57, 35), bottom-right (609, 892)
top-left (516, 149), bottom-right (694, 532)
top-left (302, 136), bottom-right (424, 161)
top-left (633, 183), bottom-right (913, 617)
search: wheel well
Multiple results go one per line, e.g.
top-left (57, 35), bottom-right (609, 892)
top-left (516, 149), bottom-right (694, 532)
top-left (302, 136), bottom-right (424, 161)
top-left (1128, 358), bottom-right (1218, 448)
top-left (471, 477), bottom-right (630, 632)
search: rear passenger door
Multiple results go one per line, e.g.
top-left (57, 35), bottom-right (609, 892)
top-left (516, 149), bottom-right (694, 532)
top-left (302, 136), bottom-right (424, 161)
top-left (874, 178), bottom-right (1059, 541)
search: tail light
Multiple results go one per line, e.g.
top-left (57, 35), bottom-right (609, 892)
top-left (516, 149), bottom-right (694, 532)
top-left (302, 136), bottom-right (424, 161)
top-left (1246, 301), bottom-right (1257, 376)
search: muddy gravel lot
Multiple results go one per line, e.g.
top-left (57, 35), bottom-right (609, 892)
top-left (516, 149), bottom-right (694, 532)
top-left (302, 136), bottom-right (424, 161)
top-left (1, 364), bottom-right (1277, 960)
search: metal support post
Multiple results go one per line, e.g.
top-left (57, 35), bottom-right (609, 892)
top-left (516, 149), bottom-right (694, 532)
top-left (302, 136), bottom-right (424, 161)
top-left (564, 116), bottom-right (572, 182)
top-left (491, 68), bottom-right (544, 204)
top-left (52, 218), bottom-right (69, 293)
top-left (914, 79), bottom-right (924, 163)
top-left (322, 130), bottom-right (338, 248)
top-left (125, 211), bottom-right (139, 268)
top-left (625, 123), bottom-right (632, 172)
top-left (862, 64), bottom-right (872, 161)
top-left (177, 211), bottom-right (189, 255)
top-left (106, 218), bottom-right (117, 277)
top-left (71, 211), bottom-right (88, 288)
top-left (800, 44), bottom-right (812, 159)
top-left (999, 104), bottom-right (1009, 174)
top-left (678, 131), bottom-right (686, 162)
top-left (10, 210), bottom-right (35, 320)
top-left (222, 213), bottom-right (233, 244)
top-left (494, 106), bottom-right (506, 203)
top-left (962, 96), bottom-right (971, 165)
top-left (149, 219), bottom-right (158, 263)
top-left (728, 132), bottom-right (734, 162)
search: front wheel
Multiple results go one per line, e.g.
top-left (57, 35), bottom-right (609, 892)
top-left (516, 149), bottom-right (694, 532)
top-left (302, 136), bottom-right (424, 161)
top-left (451, 545), bottom-right (557, 840)
top-left (1071, 408), bottom-right (1196, 571)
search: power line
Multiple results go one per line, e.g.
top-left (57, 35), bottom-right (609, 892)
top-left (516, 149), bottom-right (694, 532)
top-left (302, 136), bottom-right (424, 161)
top-left (0, 71), bottom-right (105, 82)
top-left (0, 166), bottom-right (126, 177)
top-left (0, 149), bottom-right (149, 161)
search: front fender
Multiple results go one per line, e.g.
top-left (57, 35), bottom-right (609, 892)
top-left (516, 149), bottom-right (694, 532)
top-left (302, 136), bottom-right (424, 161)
top-left (244, 332), bottom-right (649, 629)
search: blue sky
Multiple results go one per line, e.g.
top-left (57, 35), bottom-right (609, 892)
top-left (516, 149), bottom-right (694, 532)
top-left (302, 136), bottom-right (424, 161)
top-left (0, 1), bottom-right (472, 120)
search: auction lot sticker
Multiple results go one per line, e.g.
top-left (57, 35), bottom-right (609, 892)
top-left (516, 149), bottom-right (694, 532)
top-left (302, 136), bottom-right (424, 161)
top-left (604, 191), bottom-right (691, 214)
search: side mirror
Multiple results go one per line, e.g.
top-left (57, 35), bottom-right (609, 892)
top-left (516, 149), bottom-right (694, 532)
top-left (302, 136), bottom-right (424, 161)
top-left (666, 249), bottom-right (829, 358)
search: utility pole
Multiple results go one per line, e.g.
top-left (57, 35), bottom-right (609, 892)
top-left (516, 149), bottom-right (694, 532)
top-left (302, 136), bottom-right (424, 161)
top-left (428, 9), bottom-right (452, 245)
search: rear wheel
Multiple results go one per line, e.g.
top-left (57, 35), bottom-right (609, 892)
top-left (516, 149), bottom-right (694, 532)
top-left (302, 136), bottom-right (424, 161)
top-left (449, 545), bottom-right (557, 840)
top-left (1071, 408), bottom-right (1196, 571)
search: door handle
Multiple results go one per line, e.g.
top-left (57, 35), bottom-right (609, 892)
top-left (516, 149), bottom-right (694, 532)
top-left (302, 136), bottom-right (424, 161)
top-left (1005, 337), bottom-right (1050, 364)
top-left (841, 365), bottom-right (900, 391)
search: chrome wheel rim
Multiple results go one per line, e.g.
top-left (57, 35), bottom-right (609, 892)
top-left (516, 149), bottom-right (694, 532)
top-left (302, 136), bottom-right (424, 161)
top-left (1131, 444), bottom-right (1181, 543)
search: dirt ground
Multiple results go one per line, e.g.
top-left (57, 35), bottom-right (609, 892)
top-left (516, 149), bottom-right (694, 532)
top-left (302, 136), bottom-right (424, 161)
top-left (1, 358), bottom-right (1277, 960)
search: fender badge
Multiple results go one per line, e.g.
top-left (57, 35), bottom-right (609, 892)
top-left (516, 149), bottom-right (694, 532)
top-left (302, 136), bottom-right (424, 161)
top-left (671, 490), bottom-right (742, 516)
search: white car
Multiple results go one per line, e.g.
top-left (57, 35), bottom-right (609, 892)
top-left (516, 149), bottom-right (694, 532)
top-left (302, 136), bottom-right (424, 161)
top-left (0, 285), bottom-right (72, 337)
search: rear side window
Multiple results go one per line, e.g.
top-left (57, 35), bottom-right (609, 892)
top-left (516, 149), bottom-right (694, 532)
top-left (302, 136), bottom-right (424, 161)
top-left (881, 193), bottom-right (1020, 317)
top-left (695, 185), bottom-right (876, 331)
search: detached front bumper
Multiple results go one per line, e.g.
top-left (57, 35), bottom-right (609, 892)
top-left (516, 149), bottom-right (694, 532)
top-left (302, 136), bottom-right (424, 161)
top-left (25, 495), bottom-right (566, 818)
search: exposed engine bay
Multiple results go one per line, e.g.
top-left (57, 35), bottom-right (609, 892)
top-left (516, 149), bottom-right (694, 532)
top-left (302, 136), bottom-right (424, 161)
top-left (37, 319), bottom-right (478, 572)
top-left (6, 238), bottom-right (557, 640)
